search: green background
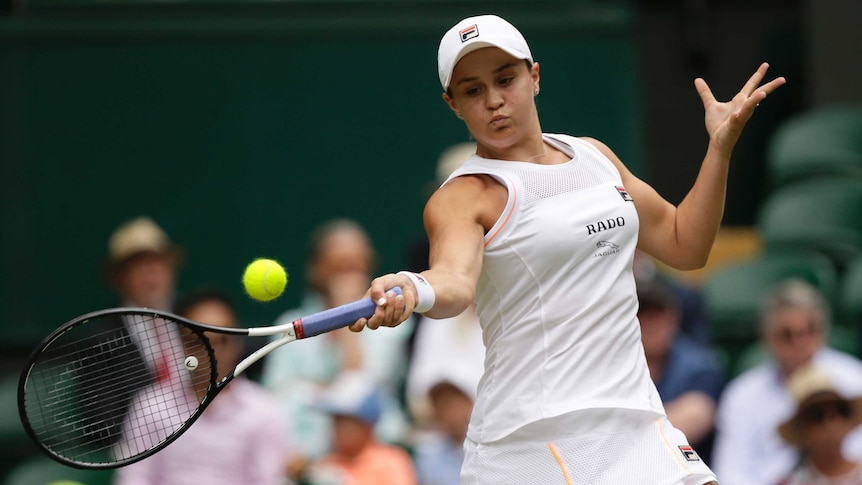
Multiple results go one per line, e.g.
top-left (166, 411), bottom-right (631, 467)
top-left (0, 1), bottom-right (643, 348)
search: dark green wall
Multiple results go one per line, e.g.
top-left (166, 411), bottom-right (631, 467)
top-left (0, 1), bottom-right (643, 350)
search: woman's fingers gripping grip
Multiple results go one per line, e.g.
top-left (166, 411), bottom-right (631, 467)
top-left (367, 288), bottom-right (406, 330)
top-left (350, 281), bottom-right (409, 332)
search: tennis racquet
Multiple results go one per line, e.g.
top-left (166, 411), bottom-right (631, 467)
top-left (18, 287), bottom-right (401, 469)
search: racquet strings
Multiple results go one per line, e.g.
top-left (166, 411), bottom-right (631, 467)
top-left (21, 312), bottom-right (214, 466)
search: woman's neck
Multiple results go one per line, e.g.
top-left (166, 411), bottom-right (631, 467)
top-left (477, 137), bottom-right (568, 165)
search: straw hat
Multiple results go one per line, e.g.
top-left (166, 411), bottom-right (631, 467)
top-left (105, 217), bottom-right (181, 268)
top-left (778, 364), bottom-right (862, 445)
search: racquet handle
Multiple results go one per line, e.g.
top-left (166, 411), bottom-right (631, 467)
top-left (294, 286), bottom-right (402, 338)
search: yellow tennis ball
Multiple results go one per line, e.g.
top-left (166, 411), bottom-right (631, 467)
top-left (242, 258), bottom-right (288, 302)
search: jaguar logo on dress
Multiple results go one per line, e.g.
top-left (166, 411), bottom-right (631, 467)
top-left (592, 241), bottom-right (621, 258)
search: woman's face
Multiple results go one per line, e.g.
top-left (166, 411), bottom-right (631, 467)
top-left (444, 47), bottom-right (540, 153)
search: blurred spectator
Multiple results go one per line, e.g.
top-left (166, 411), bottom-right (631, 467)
top-left (405, 303), bottom-right (483, 428)
top-left (260, 219), bottom-right (412, 480)
top-left (104, 216), bottom-right (181, 311)
top-left (114, 288), bottom-right (291, 485)
top-left (633, 249), bottom-right (712, 345)
top-left (636, 272), bottom-right (724, 462)
top-left (712, 278), bottom-right (862, 485)
top-left (81, 216), bottom-right (184, 449)
top-left (305, 371), bottom-right (418, 485)
top-left (776, 364), bottom-right (862, 485)
top-left (405, 302), bottom-right (482, 485)
top-left (411, 377), bottom-right (476, 485)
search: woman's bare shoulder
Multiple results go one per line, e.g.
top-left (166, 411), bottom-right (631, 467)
top-left (426, 173), bottom-right (507, 232)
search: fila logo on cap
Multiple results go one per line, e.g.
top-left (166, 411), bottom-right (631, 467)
top-left (460, 24), bottom-right (479, 42)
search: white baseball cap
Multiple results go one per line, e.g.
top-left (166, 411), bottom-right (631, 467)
top-left (437, 14), bottom-right (533, 90)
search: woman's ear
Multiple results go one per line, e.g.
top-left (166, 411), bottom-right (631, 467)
top-left (442, 92), bottom-right (463, 119)
top-left (532, 61), bottom-right (541, 96)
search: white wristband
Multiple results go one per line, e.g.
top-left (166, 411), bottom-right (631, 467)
top-left (396, 271), bottom-right (436, 313)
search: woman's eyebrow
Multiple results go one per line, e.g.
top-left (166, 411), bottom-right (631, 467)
top-left (454, 62), bottom-right (521, 87)
top-left (493, 62), bottom-right (520, 74)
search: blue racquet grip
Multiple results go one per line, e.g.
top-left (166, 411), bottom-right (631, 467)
top-left (294, 287), bottom-right (403, 339)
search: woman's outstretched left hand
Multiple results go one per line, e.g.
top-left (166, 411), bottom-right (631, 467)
top-left (695, 62), bottom-right (786, 155)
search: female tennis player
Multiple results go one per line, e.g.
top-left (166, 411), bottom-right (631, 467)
top-left (353, 14), bottom-right (785, 484)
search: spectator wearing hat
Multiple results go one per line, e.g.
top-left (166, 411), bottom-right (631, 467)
top-left (306, 371), bottom-right (418, 485)
top-left (636, 271), bottom-right (725, 462)
top-left (776, 364), bottom-right (862, 485)
top-left (83, 217), bottom-right (183, 450)
top-left (411, 377), bottom-right (476, 485)
top-left (405, 302), bottom-right (483, 426)
top-left (105, 216), bottom-right (182, 311)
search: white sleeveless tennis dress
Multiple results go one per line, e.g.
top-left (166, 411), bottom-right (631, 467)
top-left (443, 134), bottom-right (718, 485)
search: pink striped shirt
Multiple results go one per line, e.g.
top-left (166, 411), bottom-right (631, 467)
top-left (114, 377), bottom-right (291, 485)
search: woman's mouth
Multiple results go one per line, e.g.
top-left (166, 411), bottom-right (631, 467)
top-left (490, 115), bottom-right (508, 126)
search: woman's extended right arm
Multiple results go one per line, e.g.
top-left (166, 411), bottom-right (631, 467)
top-left (356, 174), bottom-right (497, 330)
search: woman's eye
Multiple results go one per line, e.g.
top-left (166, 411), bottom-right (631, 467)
top-left (499, 77), bottom-right (514, 86)
top-left (466, 87), bottom-right (480, 96)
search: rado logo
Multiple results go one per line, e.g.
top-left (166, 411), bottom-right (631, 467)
top-left (586, 217), bottom-right (625, 235)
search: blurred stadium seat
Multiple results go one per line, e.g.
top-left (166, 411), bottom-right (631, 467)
top-left (840, 255), bottom-right (862, 331)
top-left (766, 106), bottom-right (862, 188)
top-left (756, 177), bottom-right (862, 268)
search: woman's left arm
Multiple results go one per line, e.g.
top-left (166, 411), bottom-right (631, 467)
top-left (588, 62), bottom-right (785, 270)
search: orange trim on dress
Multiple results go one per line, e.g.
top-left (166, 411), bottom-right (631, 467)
top-left (655, 417), bottom-right (690, 474)
top-left (547, 442), bottom-right (574, 485)
top-left (485, 177), bottom-right (516, 247)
